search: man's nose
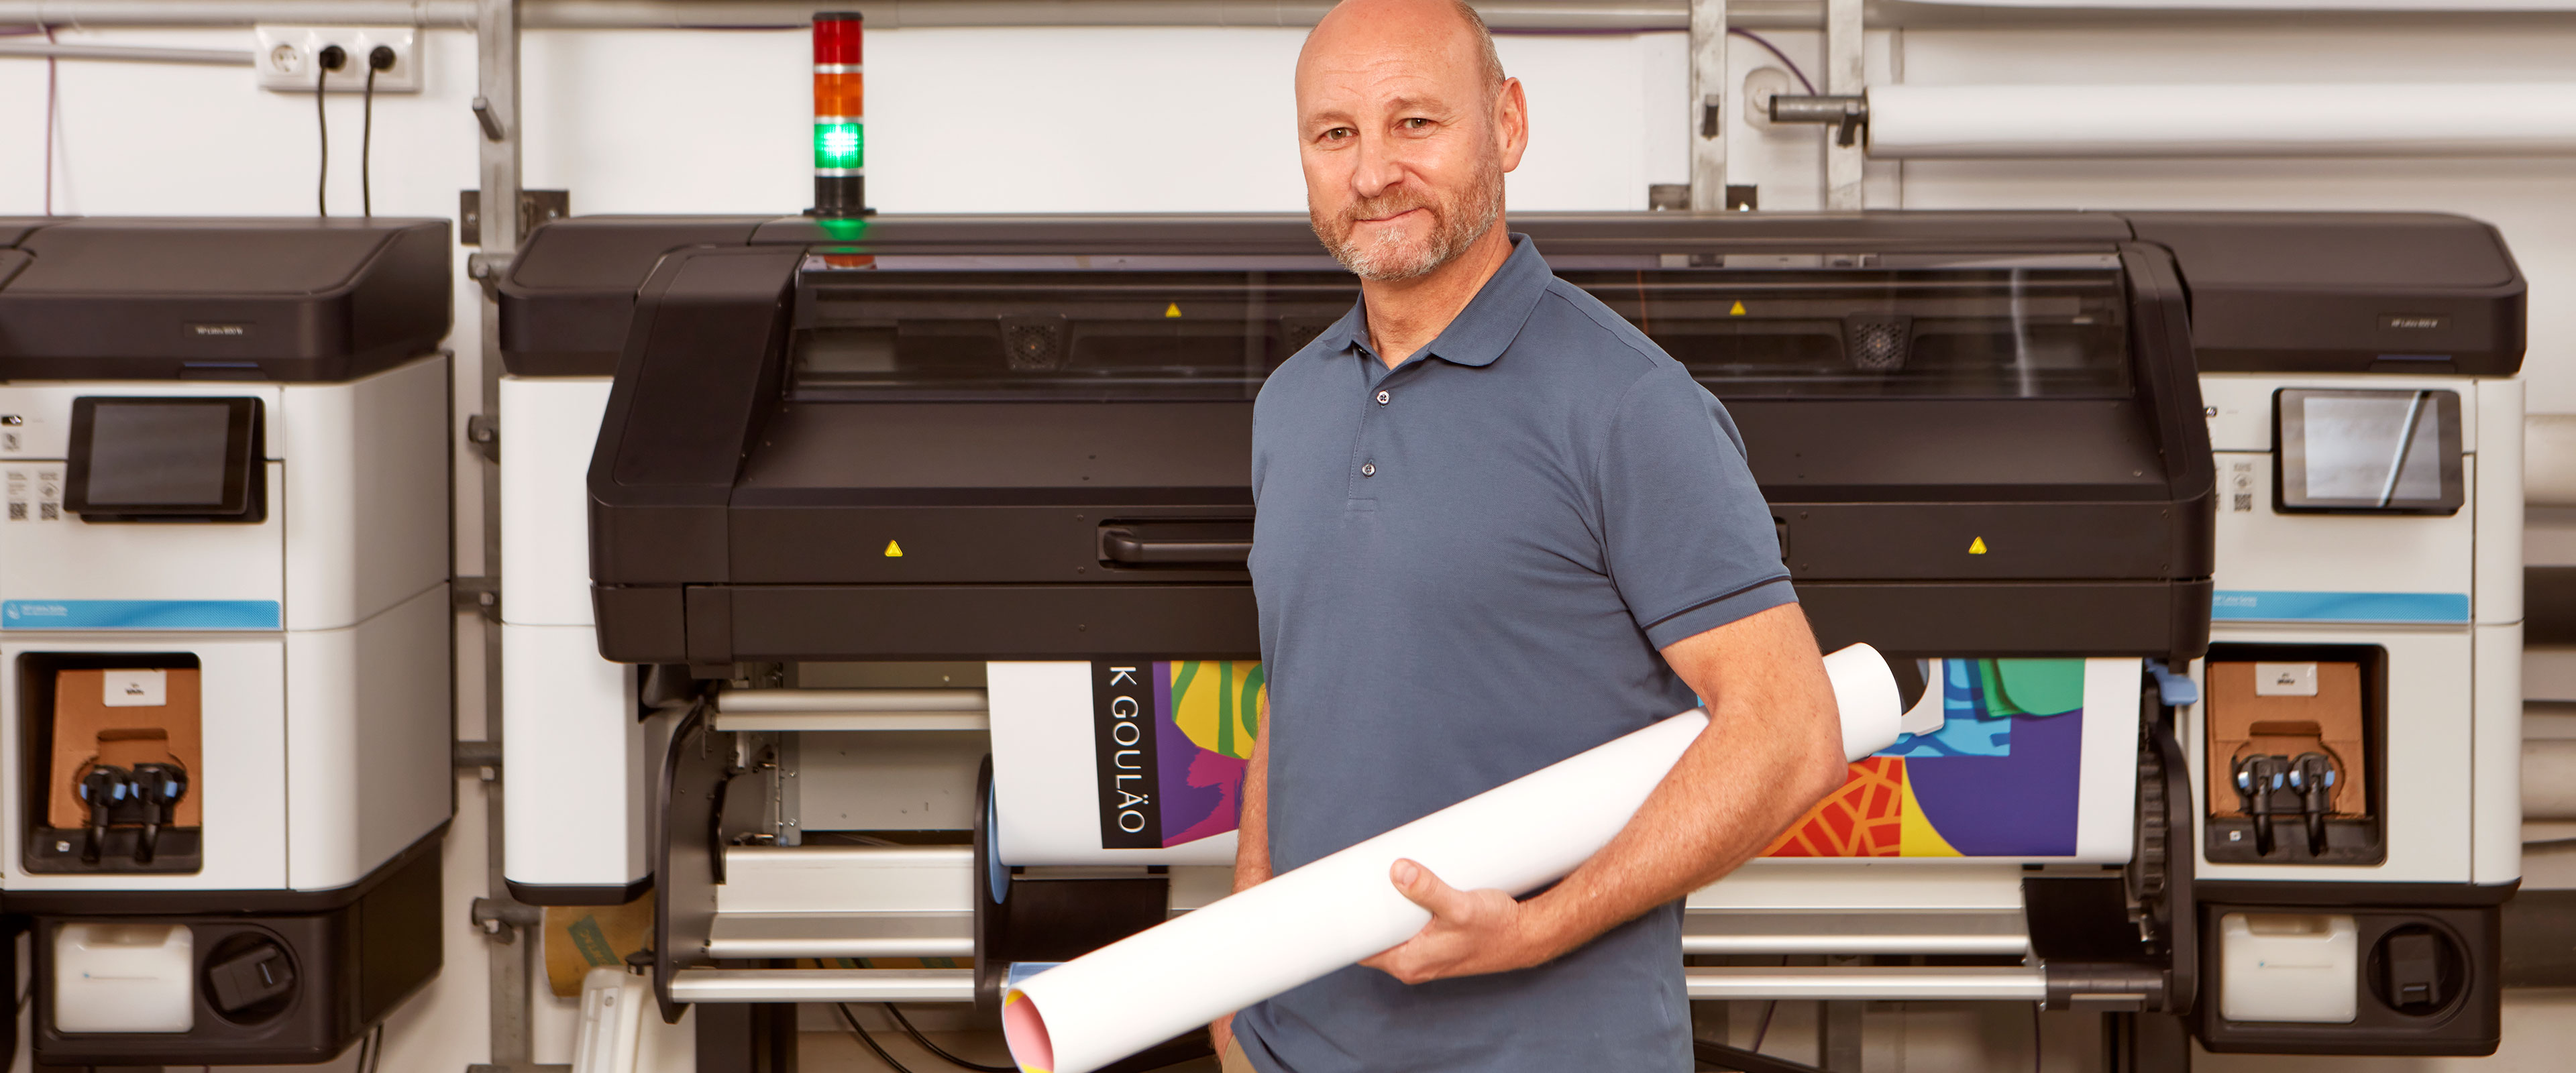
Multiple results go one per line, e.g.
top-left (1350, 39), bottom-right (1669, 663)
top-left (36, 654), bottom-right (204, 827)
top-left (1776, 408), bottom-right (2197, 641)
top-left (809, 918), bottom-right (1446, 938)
top-left (1350, 130), bottom-right (1407, 200)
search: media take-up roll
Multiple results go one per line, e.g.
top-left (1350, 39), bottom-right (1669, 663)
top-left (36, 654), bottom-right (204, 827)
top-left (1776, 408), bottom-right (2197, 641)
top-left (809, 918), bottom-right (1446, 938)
top-left (1000, 643), bottom-right (1906, 1073)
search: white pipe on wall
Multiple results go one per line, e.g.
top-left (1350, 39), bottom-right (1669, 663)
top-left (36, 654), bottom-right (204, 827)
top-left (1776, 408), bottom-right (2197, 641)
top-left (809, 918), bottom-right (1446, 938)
top-left (0, 0), bottom-right (1693, 30)
top-left (2527, 414), bottom-right (2576, 508)
top-left (1865, 82), bottom-right (2576, 158)
top-left (0, 40), bottom-right (250, 62)
top-left (2526, 740), bottom-right (2576, 822)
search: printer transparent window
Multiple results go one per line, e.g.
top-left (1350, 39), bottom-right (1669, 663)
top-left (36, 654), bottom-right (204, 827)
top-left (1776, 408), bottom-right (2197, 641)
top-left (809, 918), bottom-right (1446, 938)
top-left (792, 266), bottom-right (1358, 400)
top-left (1561, 260), bottom-right (2133, 398)
top-left (786, 256), bottom-right (2131, 400)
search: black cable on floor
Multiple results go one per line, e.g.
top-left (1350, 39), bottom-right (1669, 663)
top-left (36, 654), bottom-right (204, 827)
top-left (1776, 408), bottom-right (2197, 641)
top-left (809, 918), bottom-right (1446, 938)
top-left (838, 1001), bottom-right (926, 1073)
top-left (886, 1003), bottom-right (1016, 1072)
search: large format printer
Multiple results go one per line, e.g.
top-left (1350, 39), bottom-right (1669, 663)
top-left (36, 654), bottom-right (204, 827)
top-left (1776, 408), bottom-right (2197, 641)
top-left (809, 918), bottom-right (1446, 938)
top-left (498, 211), bottom-right (2522, 1068)
top-left (0, 217), bottom-right (456, 1065)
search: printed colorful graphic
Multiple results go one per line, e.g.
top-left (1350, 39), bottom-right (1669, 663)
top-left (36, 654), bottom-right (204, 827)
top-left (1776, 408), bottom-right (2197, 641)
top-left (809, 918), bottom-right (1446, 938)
top-left (1092, 660), bottom-right (1263, 850)
top-left (1155, 660), bottom-right (1263, 848)
top-left (1763, 658), bottom-right (2087, 858)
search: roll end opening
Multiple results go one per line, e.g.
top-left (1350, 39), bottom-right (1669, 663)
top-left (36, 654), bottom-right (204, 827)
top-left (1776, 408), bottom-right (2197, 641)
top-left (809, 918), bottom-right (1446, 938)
top-left (1002, 989), bottom-right (1054, 1073)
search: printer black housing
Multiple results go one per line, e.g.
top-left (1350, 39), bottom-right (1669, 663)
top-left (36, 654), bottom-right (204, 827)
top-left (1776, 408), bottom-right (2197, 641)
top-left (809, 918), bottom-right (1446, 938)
top-left (523, 211), bottom-right (2518, 671)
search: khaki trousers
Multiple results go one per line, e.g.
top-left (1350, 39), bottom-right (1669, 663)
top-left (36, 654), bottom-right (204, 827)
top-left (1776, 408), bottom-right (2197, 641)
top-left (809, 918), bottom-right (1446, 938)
top-left (1220, 1037), bottom-right (1258, 1073)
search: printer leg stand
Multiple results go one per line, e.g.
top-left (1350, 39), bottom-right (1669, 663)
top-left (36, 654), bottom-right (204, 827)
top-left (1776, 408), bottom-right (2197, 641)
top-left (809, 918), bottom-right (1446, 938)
top-left (2102, 1011), bottom-right (2191, 1073)
top-left (696, 1003), bottom-right (797, 1073)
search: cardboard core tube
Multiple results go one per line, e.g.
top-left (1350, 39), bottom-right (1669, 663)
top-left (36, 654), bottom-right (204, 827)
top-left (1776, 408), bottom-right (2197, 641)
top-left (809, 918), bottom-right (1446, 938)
top-left (1002, 990), bottom-right (1053, 1072)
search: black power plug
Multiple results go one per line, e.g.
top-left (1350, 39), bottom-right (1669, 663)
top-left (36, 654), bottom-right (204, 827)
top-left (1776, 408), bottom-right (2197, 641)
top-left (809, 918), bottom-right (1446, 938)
top-left (317, 43), bottom-right (347, 72)
top-left (368, 44), bottom-right (395, 72)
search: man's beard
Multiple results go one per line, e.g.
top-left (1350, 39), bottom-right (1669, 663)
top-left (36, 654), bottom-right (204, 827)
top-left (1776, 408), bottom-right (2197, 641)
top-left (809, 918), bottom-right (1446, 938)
top-left (1311, 156), bottom-right (1504, 282)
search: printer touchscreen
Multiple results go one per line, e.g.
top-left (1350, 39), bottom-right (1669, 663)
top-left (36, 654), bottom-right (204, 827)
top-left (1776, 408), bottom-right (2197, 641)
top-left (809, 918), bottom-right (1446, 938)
top-left (788, 252), bottom-right (2131, 402)
top-left (63, 396), bottom-right (263, 522)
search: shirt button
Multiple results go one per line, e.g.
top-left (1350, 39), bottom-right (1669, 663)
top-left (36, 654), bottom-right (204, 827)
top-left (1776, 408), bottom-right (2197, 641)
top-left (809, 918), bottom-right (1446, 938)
top-left (1375, 390), bottom-right (1391, 405)
top-left (1361, 461), bottom-right (1377, 477)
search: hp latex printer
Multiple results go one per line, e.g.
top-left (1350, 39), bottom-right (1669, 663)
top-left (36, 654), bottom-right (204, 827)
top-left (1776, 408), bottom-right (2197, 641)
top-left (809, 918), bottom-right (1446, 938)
top-left (497, 211), bottom-right (2521, 1066)
top-left (0, 217), bottom-right (454, 1065)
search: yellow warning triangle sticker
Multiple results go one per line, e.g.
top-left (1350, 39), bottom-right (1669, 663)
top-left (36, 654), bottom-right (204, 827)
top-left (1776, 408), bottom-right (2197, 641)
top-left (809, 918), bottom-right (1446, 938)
top-left (884, 540), bottom-right (904, 558)
top-left (1165, 302), bottom-right (1183, 318)
top-left (1729, 300), bottom-right (1747, 316)
top-left (1968, 536), bottom-right (1988, 555)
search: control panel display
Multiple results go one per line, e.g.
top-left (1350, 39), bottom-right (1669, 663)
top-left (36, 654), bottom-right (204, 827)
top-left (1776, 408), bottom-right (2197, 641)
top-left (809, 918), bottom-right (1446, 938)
top-left (2275, 388), bottom-right (2462, 514)
top-left (64, 397), bottom-right (264, 522)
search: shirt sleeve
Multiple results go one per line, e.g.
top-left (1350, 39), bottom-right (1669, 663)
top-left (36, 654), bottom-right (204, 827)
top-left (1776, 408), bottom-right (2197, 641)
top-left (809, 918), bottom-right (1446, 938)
top-left (1596, 362), bottom-right (1797, 650)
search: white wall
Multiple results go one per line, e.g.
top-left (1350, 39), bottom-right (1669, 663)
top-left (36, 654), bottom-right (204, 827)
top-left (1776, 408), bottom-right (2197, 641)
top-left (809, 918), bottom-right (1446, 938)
top-left (5, 13), bottom-right (2574, 1072)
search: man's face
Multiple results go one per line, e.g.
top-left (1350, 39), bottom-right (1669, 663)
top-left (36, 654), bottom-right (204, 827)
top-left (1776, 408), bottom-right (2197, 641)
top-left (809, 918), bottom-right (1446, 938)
top-left (1295, 7), bottom-right (1525, 282)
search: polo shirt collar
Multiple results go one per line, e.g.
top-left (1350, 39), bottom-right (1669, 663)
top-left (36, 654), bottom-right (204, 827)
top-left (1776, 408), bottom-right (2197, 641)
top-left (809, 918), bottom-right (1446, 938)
top-left (1311, 233), bottom-right (1552, 369)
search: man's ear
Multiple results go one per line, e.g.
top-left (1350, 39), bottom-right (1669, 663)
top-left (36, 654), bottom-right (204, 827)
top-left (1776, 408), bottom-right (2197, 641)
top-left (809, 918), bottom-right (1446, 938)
top-left (1495, 77), bottom-right (1530, 173)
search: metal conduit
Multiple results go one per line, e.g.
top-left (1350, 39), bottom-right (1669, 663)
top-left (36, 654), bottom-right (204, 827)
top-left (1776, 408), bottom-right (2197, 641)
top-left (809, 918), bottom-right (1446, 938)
top-left (0, 40), bottom-right (251, 62)
top-left (0, 0), bottom-right (1705, 29)
top-left (665, 965), bottom-right (2051, 1003)
top-left (716, 687), bottom-right (989, 713)
top-left (1682, 965), bottom-right (2048, 1001)
top-left (671, 967), bottom-right (979, 1003)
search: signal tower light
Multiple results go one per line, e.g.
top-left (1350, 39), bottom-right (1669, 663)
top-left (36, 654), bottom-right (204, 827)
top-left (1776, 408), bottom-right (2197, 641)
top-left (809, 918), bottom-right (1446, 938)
top-left (811, 11), bottom-right (873, 217)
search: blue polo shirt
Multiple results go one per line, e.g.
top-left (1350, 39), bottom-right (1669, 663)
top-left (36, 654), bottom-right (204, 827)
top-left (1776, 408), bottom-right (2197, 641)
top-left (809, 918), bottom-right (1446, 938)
top-left (1233, 236), bottom-right (1795, 1073)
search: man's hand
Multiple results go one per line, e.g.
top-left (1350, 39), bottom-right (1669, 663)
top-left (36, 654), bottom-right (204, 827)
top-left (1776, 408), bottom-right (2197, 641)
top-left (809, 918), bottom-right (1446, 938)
top-left (1359, 859), bottom-right (1564, 984)
top-left (1210, 1012), bottom-right (1236, 1057)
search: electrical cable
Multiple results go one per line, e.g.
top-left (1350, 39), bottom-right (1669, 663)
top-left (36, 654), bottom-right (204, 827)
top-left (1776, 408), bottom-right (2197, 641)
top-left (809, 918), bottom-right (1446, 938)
top-left (885, 1003), bottom-right (1016, 1072)
top-left (315, 44), bottom-right (343, 216)
top-left (43, 24), bottom-right (56, 215)
top-left (2031, 1003), bottom-right (2042, 1073)
top-left (1744, 954), bottom-right (1787, 1054)
top-left (362, 45), bottom-right (392, 217)
top-left (315, 60), bottom-right (328, 214)
top-left (360, 60), bottom-right (376, 216)
top-left (837, 1001), bottom-right (926, 1073)
top-left (1728, 27), bottom-right (1818, 97)
top-left (352, 1023), bottom-right (373, 1073)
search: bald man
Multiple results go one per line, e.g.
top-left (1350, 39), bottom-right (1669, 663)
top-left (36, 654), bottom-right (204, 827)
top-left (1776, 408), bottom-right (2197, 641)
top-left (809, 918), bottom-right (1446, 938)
top-left (1214, 1), bottom-right (1850, 1070)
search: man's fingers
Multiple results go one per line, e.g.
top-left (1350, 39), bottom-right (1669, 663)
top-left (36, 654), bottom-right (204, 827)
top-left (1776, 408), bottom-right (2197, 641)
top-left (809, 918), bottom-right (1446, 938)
top-left (1387, 858), bottom-right (1471, 917)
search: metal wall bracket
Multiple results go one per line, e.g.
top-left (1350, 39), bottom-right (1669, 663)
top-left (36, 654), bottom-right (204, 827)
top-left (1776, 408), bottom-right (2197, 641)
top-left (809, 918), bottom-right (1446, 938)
top-left (460, 188), bottom-right (569, 247)
top-left (454, 575), bottom-right (500, 620)
top-left (471, 896), bottom-right (542, 944)
top-left (1769, 95), bottom-right (1870, 147)
top-left (466, 413), bottom-right (501, 463)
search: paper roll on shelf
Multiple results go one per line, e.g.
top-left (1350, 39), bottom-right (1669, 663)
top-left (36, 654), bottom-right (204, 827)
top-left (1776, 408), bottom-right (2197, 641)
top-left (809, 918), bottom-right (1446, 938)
top-left (1001, 644), bottom-right (1902, 1073)
top-left (1864, 82), bottom-right (2576, 158)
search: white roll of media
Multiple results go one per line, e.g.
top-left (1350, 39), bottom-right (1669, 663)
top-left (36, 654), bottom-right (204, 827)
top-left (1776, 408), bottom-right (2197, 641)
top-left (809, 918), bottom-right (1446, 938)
top-left (1000, 644), bottom-right (1903, 1073)
top-left (1865, 82), bottom-right (2576, 158)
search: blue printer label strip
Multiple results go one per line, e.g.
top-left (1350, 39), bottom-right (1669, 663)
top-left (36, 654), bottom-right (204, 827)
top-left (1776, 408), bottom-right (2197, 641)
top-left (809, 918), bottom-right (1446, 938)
top-left (2210, 590), bottom-right (2469, 624)
top-left (1, 600), bottom-right (282, 630)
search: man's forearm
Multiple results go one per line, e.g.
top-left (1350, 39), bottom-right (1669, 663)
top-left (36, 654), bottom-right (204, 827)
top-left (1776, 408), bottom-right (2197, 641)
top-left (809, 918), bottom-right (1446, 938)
top-left (1232, 718), bottom-right (1273, 893)
top-left (1522, 606), bottom-right (1845, 958)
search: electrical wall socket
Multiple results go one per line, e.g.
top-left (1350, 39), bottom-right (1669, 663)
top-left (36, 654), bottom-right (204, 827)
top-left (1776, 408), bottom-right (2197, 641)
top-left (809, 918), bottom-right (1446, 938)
top-left (254, 25), bottom-right (421, 94)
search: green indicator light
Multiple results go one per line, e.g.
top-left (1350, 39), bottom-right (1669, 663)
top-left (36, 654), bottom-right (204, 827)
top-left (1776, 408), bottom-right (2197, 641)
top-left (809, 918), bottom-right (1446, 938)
top-left (818, 219), bottom-right (869, 241)
top-left (814, 122), bottom-right (864, 170)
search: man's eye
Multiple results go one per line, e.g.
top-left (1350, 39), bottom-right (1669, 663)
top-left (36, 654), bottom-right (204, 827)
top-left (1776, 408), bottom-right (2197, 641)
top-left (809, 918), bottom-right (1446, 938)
top-left (1320, 127), bottom-right (1354, 142)
top-left (1401, 117), bottom-right (1432, 130)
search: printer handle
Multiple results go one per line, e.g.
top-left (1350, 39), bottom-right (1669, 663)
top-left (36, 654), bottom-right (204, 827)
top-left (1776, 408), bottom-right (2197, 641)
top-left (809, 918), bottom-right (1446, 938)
top-left (1099, 526), bottom-right (1253, 567)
